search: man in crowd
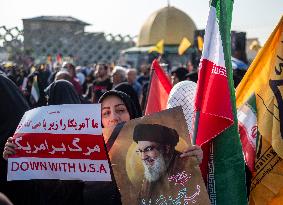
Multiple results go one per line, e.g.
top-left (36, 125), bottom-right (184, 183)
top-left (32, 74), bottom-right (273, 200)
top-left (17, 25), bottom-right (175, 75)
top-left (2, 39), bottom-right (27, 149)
top-left (126, 68), bottom-right (142, 99)
top-left (137, 64), bottom-right (150, 87)
top-left (92, 63), bottom-right (112, 103)
top-left (111, 66), bottom-right (127, 88)
top-left (63, 63), bottom-right (83, 95)
top-left (55, 70), bottom-right (72, 82)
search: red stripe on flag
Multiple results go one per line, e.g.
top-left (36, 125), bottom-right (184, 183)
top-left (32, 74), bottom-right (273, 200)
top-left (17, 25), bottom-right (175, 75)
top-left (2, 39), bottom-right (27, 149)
top-left (195, 59), bottom-right (234, 145)
top-left (152, 60), bottom-right (172, 93)
top-left (11, 133), bottom-right (107, 160)
top-left (239, 122), bottom-right (256, 172)
top-left (145, 59), bottom-right (172, 115)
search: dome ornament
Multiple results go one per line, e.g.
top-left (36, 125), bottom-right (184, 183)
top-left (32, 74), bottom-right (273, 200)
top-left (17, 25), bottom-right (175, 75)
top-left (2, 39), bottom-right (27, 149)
top-left (137, 6), bottom-right (197, 46)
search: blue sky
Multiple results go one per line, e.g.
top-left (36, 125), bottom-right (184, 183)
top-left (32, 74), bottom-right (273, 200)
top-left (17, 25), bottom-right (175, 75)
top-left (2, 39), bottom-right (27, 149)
top-left (1, 0), bottom-right (282, 45)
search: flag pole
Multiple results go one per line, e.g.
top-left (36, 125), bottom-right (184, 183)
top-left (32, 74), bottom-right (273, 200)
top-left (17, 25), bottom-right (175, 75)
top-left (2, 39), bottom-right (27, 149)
top-left (143, 65), bottom-right (154, 115)
top-left (192, 111), bottom-right (199, 145)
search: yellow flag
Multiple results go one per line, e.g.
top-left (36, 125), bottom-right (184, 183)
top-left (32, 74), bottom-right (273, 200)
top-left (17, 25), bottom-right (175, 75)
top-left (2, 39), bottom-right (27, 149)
top-left (236, 16), bottom-right (283, 205)
top-left (148, 40), bottom-right (164, 54)
top-left (178, 37), bottom-right (191, 55)
top-left (197, 36), bottom-right (204, 51)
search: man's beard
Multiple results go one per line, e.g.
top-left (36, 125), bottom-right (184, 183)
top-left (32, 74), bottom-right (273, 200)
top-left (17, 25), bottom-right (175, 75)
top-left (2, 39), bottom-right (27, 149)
top-left (142, 155), bottom-right (167, 182)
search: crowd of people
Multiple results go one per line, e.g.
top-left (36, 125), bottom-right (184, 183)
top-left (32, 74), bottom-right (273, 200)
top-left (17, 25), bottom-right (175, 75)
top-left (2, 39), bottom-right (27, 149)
top-left (0, 60), bottom-right (202, 110)
top-left (0, 59), bottom-right (204, 205)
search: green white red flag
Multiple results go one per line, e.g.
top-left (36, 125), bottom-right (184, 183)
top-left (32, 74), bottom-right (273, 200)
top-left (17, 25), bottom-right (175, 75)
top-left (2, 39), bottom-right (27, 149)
top-left (193, 0), bottom-right (247, 204)
top-left (237, 94), bottom-right (257, 172)
top-left (30, 75), bottom-right (40, 103)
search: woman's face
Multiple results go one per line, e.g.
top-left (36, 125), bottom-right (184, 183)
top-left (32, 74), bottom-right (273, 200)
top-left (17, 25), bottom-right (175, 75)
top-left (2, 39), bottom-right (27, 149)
top-left (101, 95), bottom-right (130, 128)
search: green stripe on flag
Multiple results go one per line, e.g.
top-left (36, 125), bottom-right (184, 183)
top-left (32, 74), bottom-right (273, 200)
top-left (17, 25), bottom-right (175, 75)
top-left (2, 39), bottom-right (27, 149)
top-left (213, 0), bottom-right (247, 204)
top-left (31, 76), bottom-right (40, 102)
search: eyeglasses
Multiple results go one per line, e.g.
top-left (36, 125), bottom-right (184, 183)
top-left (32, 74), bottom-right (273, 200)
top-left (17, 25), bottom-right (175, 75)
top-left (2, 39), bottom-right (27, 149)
top-left (136, 145), bottom-right (159, 156)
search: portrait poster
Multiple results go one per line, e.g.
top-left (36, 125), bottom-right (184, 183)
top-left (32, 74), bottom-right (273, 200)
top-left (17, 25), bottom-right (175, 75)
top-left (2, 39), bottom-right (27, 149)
top-left (103, 106), bottom-right (210, 205)
top-left (8, 104), bottom-right (111, 182)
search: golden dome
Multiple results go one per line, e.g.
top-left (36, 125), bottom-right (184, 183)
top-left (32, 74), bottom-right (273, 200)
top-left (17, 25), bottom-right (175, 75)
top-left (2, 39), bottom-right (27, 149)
top-left (137, 6), bottom-right (197, 47)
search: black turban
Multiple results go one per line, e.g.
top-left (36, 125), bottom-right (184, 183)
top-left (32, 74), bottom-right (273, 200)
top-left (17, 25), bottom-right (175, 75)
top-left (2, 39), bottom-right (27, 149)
top-left (133, 124), bottom-right (179, 146)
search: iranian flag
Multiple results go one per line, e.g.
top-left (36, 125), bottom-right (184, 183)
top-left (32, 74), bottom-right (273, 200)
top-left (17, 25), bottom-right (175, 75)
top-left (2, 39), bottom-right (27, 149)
top-left (237, 94), bottom-right (257, 172)
top-left (30, 75), bottom-right (40, 103)
top-left (193, 0), bottom-right (247, 204)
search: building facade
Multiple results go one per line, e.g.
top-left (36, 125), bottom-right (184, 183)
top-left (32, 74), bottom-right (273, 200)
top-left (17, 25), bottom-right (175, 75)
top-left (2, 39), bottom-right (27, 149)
top-left (22, 16), bottom-right (135, 65)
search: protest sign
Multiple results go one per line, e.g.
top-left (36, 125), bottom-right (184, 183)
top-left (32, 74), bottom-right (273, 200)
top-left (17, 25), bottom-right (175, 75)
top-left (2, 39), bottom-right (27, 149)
top-left (8, 104), bottom-right (111, 182)
top-left (103, 107), bottom-right (210, 205)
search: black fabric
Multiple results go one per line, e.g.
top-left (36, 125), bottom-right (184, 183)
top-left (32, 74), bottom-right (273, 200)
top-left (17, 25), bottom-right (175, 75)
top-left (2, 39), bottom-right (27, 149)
top-left (0, 74), bottom-right (37, 205)
top-left (39, 79), bottom-right (84, 205)
top-left (83, 181), bottom-right (122, 205)
top-left (0, 74), bottom-right (29, 180)
top-left (84, 139), bottom-right (122, 205)
top-left (185, 70), bottom-right (198, 83)
top-left (98, 90), bottom-right (139, 120)
top-left (114, 82), bottom-right (142, 117)
top-left (106, 122), bottom-right (126, 152)
top-left (233, 69), bottom-right (246, 88)
top-left (133, 124), bottom-right (179, 146)
top-left (171, 67), bottom-right (188, 82)
top-left (141, 81), bottom-right (149, 114)
top-left (45, 80), bottom-right (81, 105)
top-left (36, 181), bottom-right (84, 205)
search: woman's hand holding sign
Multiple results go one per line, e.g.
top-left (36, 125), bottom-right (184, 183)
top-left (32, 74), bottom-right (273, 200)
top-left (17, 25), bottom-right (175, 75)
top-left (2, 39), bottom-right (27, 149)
top-left (3, 137), bottom-right (16, 160)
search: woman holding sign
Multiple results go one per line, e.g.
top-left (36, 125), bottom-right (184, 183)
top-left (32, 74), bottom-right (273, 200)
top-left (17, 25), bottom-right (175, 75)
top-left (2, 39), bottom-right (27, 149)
top-left (4, 86), bottom-right (203, 205)
top-left (84, 90), bottom-right (202, 205)
top-left (3, 80), bottom-right (84, 205)
top-left (83, 90), bottom-right (139, 205)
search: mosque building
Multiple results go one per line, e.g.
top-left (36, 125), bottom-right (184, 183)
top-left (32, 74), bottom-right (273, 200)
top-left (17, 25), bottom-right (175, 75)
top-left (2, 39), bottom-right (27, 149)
top-left (120, 5), bottom-right (199, 69)
top-left (120, 5), bottom-right (259, 70)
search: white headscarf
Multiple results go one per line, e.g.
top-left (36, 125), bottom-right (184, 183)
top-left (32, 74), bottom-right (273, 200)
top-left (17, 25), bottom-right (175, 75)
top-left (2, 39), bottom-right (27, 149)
top-left (166, 80), bottom-right (197, 136)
